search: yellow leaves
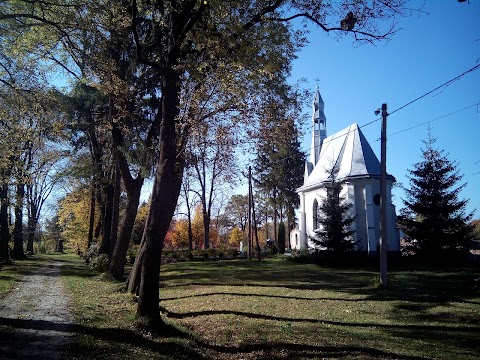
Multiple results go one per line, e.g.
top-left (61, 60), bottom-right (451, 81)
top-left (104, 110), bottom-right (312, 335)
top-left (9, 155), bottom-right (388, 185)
top-left (58, 187), bottom-right (98, 252)
top-left (228, 227), bottom-right (244, 247)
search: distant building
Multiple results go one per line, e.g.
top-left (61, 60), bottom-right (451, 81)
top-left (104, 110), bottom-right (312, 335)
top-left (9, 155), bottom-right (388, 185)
top-left (291, 88), bottom-right (400, 255)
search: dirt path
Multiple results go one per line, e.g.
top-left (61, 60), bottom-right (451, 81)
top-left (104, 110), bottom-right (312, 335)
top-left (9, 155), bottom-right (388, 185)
top-left (0, 261), bottom-right (74, 359)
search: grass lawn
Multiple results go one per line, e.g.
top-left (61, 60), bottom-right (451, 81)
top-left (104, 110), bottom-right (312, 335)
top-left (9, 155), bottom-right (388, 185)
top-left (1, 253), bottom-right (479, 359)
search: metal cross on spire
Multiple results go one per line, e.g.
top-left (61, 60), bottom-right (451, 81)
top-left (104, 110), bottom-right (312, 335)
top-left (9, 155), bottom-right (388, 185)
top-left (315, 77), bottom-right (320, 88)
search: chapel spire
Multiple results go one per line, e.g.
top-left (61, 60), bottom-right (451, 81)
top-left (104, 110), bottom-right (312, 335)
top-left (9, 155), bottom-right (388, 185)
top-left (309, 87), bottom-right (327, 166)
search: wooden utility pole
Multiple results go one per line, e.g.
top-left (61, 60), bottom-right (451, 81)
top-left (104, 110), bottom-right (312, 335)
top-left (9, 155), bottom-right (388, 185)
top-left (379, 103), bottom-right (388, 287)
top-left (250, 177), bottom-right (261, 261)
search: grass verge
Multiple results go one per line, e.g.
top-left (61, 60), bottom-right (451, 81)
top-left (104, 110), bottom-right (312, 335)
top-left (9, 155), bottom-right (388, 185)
top-left (60, 253), bottom-right (204, 360)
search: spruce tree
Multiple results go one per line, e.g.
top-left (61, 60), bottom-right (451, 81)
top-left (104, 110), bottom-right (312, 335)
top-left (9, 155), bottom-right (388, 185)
top-left (311, 169), bottom-right (355, 255)
top-left (399, 134), bottom-right (474, 258)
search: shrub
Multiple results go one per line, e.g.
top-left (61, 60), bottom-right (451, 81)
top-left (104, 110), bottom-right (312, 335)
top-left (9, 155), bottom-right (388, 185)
top-left (84, 243), bottom-right (100, 263)
top-left (33, 239), bottom-right (56, 254)
top-left (287, 248), bottom-right (314, 264)
top-left (89, 254), bottom-right (110, 272)
top-left (271, 244), bottom-right (278, 255)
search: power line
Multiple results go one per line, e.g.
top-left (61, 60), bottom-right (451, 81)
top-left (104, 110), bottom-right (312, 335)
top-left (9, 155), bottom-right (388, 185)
top-left (244, 99), bottom-right (478, 175)
top-left (389, 63), bottom-right (480, 116)
top-left (239, 63), bottom-right (480, 174)
top-left (378, 102), bottom-right (479, 141)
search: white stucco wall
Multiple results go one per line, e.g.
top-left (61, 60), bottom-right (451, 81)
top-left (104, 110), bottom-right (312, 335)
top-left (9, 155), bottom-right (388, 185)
top-left (298, 177), bottom-right (400, 254)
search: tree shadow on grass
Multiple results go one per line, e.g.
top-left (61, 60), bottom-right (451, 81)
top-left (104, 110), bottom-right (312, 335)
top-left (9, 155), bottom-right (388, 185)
top-left (161, 291), bottom-right (370, 302)
top-left (160, 261), bottom-right (480, 305)
top-left (0, 316), bottom-right (204, 360)
top-left (1, 255), bottom-right (97, 280)
top-left (0, 316), bottom-right (432, 360)
top-left (59, 263), bottom-right (98, 279)
top-left (159, 306), bottom-right (480, 359)
top-left (159, 306), bottom-right (479, 334)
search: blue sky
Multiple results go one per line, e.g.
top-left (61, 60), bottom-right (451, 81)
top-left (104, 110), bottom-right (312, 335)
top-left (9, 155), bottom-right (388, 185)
top-left (290, 0), bottom-right (479, 219)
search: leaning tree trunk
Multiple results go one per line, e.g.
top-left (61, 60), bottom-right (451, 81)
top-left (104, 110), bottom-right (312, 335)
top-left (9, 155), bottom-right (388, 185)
top-left (12, 184), bottom-right (25, 259)
top-left (127, 67), bottom-right (185, 324)
top-left (108, 118), bottom-right (149, 279)
top-left (108, 175), bottom-right (144, 280)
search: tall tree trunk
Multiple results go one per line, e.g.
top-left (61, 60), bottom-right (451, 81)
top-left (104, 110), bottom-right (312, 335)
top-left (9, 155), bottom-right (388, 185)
top-left (12, 184), bottom-right (25, 259)
top-left (109, 159), bottom-right (121, 257)
top-left (127, 68), bottom-right (184, 324)
top-left (94, 218), bottom-right (102, 240)
top-left (203, 210), bottom-right (210, 249)
top-left (265, 207), bottom-right (269, 241)
top-left (287, 214), bottom-right (291, 251)
top-left (0, 183), bottom-right (10, 260)
top-left (182, 181), bottom-right (194, 251)
top-left (95, 186), bottom-right (105, 244)
top-left (187, 209), bottom-right (193, 251)
top-left (55, 237), bottom-right (64, 252)
top-left (87, 185), bottom-right (96, 250)
top-left (273, 193), bottom-right (278, 248)
top-left (26, 203), bottom-right (37, 254)
top-left (251, 183), bottom-right (261, 261)
top-left (99, 181), bottom-right (114, 256)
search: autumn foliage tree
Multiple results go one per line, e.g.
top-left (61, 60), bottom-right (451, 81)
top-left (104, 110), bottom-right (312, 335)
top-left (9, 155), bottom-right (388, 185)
top-left (58, 187), bottom-right (99, 253)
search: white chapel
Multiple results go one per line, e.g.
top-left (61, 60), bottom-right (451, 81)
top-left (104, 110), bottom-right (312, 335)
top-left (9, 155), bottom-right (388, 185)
top-left (291, 88), bottom-right (400, 255)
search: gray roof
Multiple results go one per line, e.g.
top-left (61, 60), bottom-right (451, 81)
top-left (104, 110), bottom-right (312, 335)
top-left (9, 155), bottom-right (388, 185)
top-left (299, 123), bottom-right (386, 191)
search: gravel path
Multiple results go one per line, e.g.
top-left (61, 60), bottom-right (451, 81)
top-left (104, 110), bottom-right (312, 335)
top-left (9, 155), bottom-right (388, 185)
top-left (0, 262), bottom-right (74, 359)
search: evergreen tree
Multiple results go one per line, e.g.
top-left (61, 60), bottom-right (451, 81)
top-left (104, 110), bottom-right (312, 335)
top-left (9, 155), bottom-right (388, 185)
top-left (254, 96), bottom-right (305, 252)
top-left (311, 169), bottom-right (356, 255)
top-left (399, 134), bottom-right (474, 258)
top-left (277, 119), bottom-right (305, 250)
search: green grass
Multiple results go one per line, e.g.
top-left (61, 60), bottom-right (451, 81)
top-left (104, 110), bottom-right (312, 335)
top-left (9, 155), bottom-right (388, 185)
top-left (157, 258), bottom-right (480, 359)
top-left (1, 253), bottom-right (479, 359)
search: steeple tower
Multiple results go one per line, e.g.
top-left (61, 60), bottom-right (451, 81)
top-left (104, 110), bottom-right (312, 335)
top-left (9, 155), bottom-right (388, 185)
top-left (305, 87), bottom-right (327, 182)
top-left (310, 87), bottom-right (327, 165)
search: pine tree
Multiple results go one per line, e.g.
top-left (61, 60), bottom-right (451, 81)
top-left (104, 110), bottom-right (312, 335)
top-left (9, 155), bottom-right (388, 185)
top-left (311, 169), bottom-right (356, 255)
top-left (399, 134), bottom-right (474, 258)
top-left (253, 97), bottom-right (305, 253)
